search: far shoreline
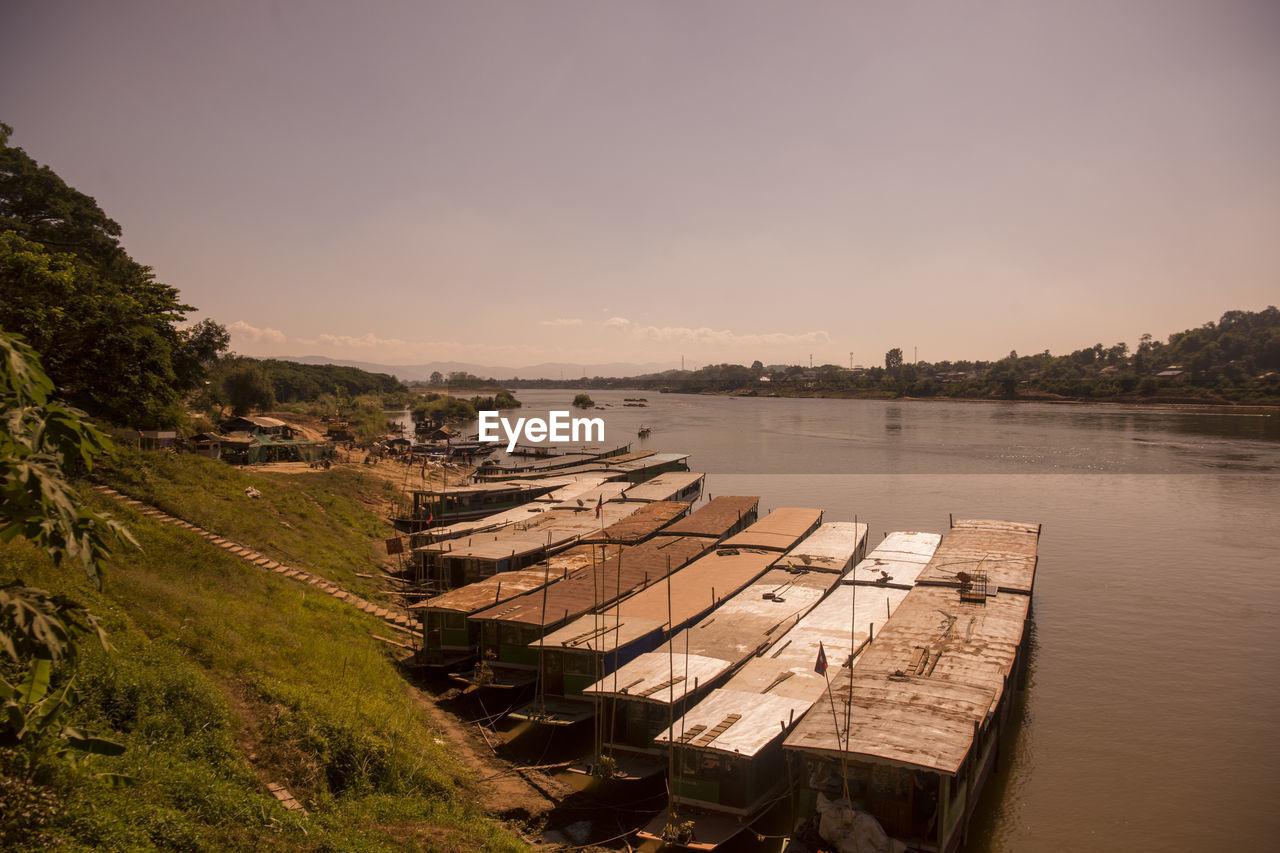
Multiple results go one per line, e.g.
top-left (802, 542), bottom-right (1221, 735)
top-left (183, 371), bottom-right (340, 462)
top-left (507, 385), bottom-right (1279, 414)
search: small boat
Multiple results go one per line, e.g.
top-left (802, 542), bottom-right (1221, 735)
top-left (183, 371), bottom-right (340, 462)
top-left (638, 426), bottom-right (652, 438)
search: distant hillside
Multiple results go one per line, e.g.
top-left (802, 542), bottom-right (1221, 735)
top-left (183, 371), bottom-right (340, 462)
top-left (507, 307), bottom-right (1280, 404)
top-left (280, 355), bottom-right (675, 381)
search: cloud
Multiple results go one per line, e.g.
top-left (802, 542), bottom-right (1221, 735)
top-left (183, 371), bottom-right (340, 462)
top-left (601, 317), bottom-right (831, 349)
top-left (312, 332), bottom-right (409, 349)
top-left (539, 317), bottom-right (583, 327)
top-left (228, 320), bottom-right (286, 344)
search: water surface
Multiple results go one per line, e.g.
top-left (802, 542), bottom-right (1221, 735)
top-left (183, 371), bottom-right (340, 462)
top-left (445, 390), bottom-right (1280, 851)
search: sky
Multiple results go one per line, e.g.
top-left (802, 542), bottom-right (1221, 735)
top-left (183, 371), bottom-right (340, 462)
top-left (3, 1), bottom-right (1278, 374)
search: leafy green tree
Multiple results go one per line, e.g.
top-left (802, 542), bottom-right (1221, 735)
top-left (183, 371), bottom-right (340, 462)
top-left (218, 359), bottom-right (276, 417)
top-left (884, 348), bottom-right (903, 371)
top-left (0, 125), bottom-right (227, 427)
top-left (0, 329), bottom-right (131, 781)
top-left (572, 393), bottom-right (594, 408)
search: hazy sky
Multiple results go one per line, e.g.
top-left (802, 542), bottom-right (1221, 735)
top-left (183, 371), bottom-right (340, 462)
top-left (3, 1), bottom-right (1278, 372)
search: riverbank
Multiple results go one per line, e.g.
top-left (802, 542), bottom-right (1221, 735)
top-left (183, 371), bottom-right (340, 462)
top-left (655, 386), bottom-right (1280, 411)
top-left (0, 451), bottom-right (533, 851)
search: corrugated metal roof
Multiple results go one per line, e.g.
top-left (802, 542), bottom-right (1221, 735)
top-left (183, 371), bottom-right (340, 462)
top-left (783, 581), bottom-right (1033, 775)
top-left (583, 501), bottom-right (691, 545)
top-left (550, 482), bottom-right (630, 509)
top-left (412, 569), bottom-right (553, 614)
top-left (773, 522), bottom-right (868, 573)
top-left (722, 507), bottom-right (824, 552)
top-left (847, 531), bottom-right (943, 588)
top-left (656, 688), bottom-right (815, 758)
top-left (621, 471), bottom-right (706, 502)
top-left (651, 530), bottom-right (942, 760)
top-left (415, 504), bottom-right (643, 563)
top-left (534, 476), bottom-right (613, 503)
top-left (914, 519), bottom-right (1040, 594)
top-left (584, 566), bottom-right (841, 704)
top-left (663, 496), bottom-right (759, 539)
top-left (538, 548), bottom-right (777, 652)
top-left (412, 545), bottom-right (617, 614)
top-left (470, 535), bottom-right (714, 628)
top-left (407, 481), bottom-right (548, 498)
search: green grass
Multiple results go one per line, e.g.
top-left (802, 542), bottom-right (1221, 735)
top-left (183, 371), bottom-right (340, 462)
top-left (0, 467), bottom-right (527, 852)
top-left (94, 448), bottom-right (408, 601)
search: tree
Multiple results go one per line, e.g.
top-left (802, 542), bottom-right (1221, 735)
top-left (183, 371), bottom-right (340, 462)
top-left (429, 371), bottom-right (443, 385)
top-left (219, 359), bottom-right (276, 417)
top-left (884, 348), bottom-right (903, 371)
top-left (572, 393), bottom-right (594, 408)
top-left (750, 360), bottom-right (764, 372)
top-left (0, 329), bottom-right (131, 779)
top-left (0, 125), bottom-right (227, 427)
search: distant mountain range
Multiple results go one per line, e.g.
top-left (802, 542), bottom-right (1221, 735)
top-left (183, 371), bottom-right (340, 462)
top-left (279, 355), bottom-right (676, 381)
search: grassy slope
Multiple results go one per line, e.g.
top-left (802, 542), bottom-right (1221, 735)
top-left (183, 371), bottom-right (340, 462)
top-left (95, 448), bottom-right (408, 601)
top-left (1, 452), bottom-right (525, 852)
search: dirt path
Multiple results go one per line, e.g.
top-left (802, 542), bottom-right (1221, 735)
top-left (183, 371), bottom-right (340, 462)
top-left (406, 683), bottom-right (572, 826)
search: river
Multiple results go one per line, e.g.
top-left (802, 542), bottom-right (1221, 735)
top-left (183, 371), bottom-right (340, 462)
top-left (415, 389), bottom-right (1280, 851)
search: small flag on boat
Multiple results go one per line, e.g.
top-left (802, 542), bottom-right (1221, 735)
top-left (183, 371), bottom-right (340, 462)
top-left (595, 494), bottom-right (603, 518)
top-left (814, 641), bottom-right (828, 675)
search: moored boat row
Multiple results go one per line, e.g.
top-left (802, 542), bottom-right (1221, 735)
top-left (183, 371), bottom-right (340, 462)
top-left (391, 451), bottom-right (1040, 851)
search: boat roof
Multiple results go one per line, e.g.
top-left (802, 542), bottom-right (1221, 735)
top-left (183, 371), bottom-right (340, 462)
top-left (783, 582), bottom-right (1033, 775)
top-left (415, 504), bottom-right (642, 562)
top-left (655, 688), bottom-right (816, 758)
top-left (662, 496), bottom-right (760, 539)
top-left (773, 522), bottom-right (868, 573)
top-left (644, 529), bottom-right (941, 759)
top-left (584, 566), bottom-right (840, 704)
top-left (583, 501), bottom-right (691, 545)
top-left (407, 481), bottom-right (548, 498)
top-left (413, 569), bottom-right (556, 614)
top-left (621, 471), bottom-right (706, 502)
top-left (538, 547), bottom-right (777, 653)
top-left (603, 451), bottom-right (689, 472)
top-left (549, 481), bottom-right (630, 509)
top-left (721, 507), bottom-right (824, 552)
top-left (470, 535), bottom-right (714, 628)
top-left (594, 450), bottom-right (656, 466)
top-left (847, 531), bottom-right (943, 588)
top-left (425, 503), bottom-right (551, 540)
top-left (914, 519), bottom-right (1040, 594)
top-left (412, 545), bottom-right (615, 614)
top-left (723, 583), bottom-right (911, 701)
top-left (533, 476), bottom-right (614, 503)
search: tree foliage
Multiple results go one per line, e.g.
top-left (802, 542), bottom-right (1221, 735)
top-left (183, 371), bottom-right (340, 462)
top-left (509, 307), bottom-right (1280, 404)
top-left (217, 358), bottom-right (276, 417)
top-left (0, 124), bottom-right (227, 427)
top-left (251, 358), bottom-right (407, 403)
top-left (0, 328), bottom-right (130, 782)
top-left (0, 332), bottom-right (135, 585)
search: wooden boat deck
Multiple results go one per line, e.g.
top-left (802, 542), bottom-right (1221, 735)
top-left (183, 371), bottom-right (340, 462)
top-left (721, 507), bottom-right (824, 552)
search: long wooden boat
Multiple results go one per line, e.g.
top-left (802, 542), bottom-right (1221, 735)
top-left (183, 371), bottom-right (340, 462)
top-left (782, 519), bottom-right (1040, 853)
top-left (409, 544), bottom-right (620, 670)
top-left (580, 522), bottom-right (870, 780)
top-left (636, 530), bottom-right (943, 849)
top-left (460, 535), bottom-right (716, 692)
top-left (410, 504), bottom-right (643, 590)
top-left (511, 508), bottom-right (826, 726)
